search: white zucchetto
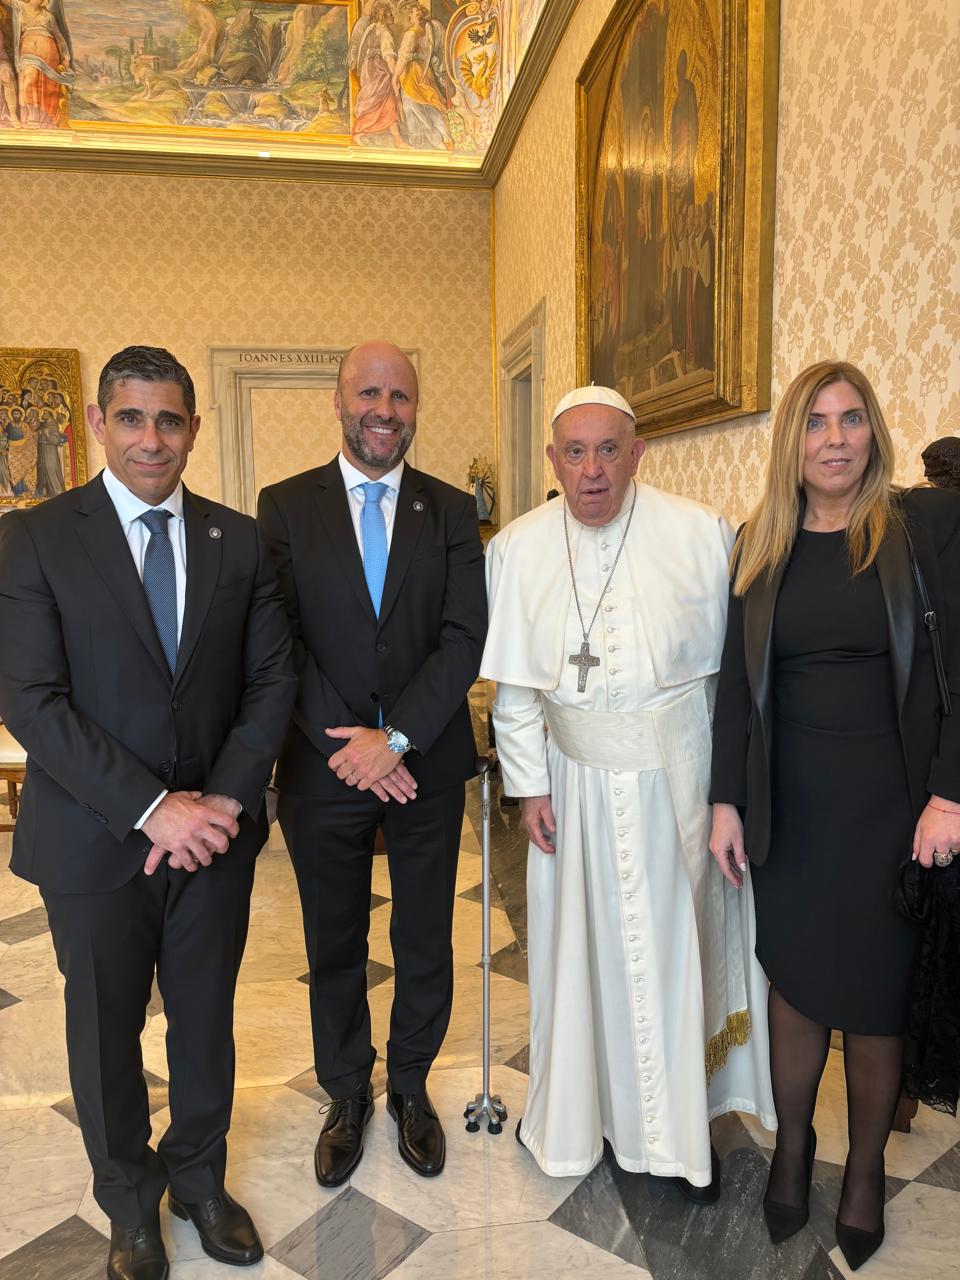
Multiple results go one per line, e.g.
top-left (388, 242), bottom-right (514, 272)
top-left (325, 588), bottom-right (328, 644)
top-left (550, 384), bottom-right (635, 426)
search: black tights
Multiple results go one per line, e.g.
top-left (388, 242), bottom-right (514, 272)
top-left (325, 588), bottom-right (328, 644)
top-left (767, 986), bottom-right (903, 1230)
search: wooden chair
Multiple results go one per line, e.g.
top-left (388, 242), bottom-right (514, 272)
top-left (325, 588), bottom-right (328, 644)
top-left (0, 724), bottom-right (26, 833)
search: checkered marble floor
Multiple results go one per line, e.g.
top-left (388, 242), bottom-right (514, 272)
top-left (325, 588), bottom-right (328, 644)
top-left (1, 767), bottom-right (959, 1278)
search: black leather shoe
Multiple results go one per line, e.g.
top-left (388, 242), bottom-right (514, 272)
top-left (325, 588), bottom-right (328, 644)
top-left (107, 1220), bottom-right (168, 1280)
top-left (763, 1128), bottom-right (817, 1244)
top-left (314, 1089), bottom-right (374, 1187)
top-left (168, 1191), bottom-right (263, 1266)
top-left (386, 1084), bottom-right (446, 1176)
top-left (515, 1118), bottom-right (525, 1148)
top-left (676, 1146), bottom-right (722, 1205)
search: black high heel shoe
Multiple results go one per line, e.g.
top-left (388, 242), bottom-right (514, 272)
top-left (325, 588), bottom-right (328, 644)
top-left (836, 1164), bottom-right (885, 1271)
top-left (763, 1128), bottom-right (817, 1245)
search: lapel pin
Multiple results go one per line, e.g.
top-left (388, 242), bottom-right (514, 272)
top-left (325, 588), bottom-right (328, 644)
top-left (413, 501), bottom-right (424, 512)
top-left (209, 527), bottom-right (222, 539)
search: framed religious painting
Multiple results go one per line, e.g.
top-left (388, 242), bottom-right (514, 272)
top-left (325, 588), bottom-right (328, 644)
top-left (0, 347), bottom-right (87, 514)
top-left (576, 0), bottom-right (779, 437)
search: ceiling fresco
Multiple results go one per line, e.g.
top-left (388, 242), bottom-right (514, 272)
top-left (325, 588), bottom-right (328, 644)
top-left (0, 0), bottom-right (550, 172)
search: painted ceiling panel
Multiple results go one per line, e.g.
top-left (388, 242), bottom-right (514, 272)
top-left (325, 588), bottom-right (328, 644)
top-left (0, 0), bottom-right (549, 172)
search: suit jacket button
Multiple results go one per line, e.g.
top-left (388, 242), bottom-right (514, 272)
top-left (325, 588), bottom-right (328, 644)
top-left (376, 642), bottom-right (388, 654)
top-left (172, 698), bottom-right (183, 710)
top-left (370, 693), bottom-right (380, 703)
top-left (159, 760), bottom-right (173, 775)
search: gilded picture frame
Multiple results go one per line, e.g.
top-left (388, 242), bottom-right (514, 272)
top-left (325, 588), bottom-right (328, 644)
top-left (0, 347), bottom-right (87, 514)
top-left (576, 0), bottom-right (779, 437)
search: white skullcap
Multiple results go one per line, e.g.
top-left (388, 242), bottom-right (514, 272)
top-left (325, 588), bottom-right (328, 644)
top-left (550, 384), bottom-right (635, 426)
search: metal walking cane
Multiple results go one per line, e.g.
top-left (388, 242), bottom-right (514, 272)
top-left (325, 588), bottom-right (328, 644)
top-left (464, 753), bottom-right (508, 1135)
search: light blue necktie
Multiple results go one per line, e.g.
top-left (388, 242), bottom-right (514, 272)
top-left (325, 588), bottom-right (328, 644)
top-left (139, 508), bottom-right (178, 674)
top-left (360, 482), bottom-right (389, 616)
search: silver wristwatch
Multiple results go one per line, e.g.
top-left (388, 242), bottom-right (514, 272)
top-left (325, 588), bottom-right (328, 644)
top-left (383, 724), bottom-right (413, 755)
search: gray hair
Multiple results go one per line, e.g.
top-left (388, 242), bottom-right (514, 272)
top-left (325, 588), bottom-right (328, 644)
top-left (97, 346), bottom-right (196, 418)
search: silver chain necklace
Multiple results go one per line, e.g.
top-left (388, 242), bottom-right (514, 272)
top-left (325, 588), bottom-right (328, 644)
top-left (563, 485), bottom-right (638, 692)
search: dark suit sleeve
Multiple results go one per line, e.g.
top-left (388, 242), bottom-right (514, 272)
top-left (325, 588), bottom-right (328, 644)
top-left (925, 504), bottom-right (960, 803)
top-left (256, 485), bottom-right (356, 758)
top-left (205, 525), bottom-right (298, 816)
top-left (0, 512), bottom-right (165, 842)
top-left (388, 492), bottom-right (487, 755)
top-left (709, 578), bottom-right (751, 807)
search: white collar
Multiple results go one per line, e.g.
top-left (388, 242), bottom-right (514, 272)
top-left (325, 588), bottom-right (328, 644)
top-left (102, 466), bottom-right (185, 526)
top-left (338, 451), bottom-right (405, 494)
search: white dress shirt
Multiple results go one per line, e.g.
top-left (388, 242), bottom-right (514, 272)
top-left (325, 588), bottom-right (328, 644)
top-left (101, 466), bottom-right (187, 640)
top-left (338, 452), bottom-right (404, 553)
top-left (101, 466), bottom-right (187, 828)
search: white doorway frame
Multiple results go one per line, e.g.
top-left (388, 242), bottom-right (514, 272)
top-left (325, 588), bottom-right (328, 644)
top-left (208, 345), bottom-right (419, 514)
top-left (498, 301), bottom-right (545, 527)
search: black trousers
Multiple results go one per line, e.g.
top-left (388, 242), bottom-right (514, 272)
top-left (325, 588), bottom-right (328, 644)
top-left (42, 852), bottom-right (255, 1227)
top-left (280, 782), bottom-right (464, 1097)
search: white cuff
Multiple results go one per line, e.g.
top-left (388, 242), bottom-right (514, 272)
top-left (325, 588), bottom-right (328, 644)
top-left (135, 790), bottom-right (167, 830)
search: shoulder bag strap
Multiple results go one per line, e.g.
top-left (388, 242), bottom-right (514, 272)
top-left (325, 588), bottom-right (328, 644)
top-left (903, 523), bottom-right (952, 717)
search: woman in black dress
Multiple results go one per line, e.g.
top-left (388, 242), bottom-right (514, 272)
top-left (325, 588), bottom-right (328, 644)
top-left (709, 361), bottom-right (960, 1270)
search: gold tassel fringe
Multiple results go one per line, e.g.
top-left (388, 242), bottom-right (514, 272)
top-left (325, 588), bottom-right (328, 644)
top-left (705, 1009), bottom-right (752, 1083)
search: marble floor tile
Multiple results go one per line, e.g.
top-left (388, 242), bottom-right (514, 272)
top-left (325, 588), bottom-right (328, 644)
top-left (286, 1057), bottom-right (389, 1105)
top-left (367, 966), bottom-right (530, 1073)
top-left (0, 1108), bottom-right (92, 1260)
top-left (386, 1220), bottom-right (652, 1278)
top-left (0, 856), bottom-right (44, 922)
top-left (915, 1140), bottom-right (960, 1192)
top-left (504, 1044), bottom-right (529, 1075)
top-left (828, 1182), bottom-right (960, 1279)
top-left (351, 1066), bottom-right (580, 1233)
top-left (0, 928), bottom-right (63, 1001)
top-left (0, 988), bottom-right (19, 1011)
top-left (173, 1255), bottom-right (304, 1279)
top-left (270, 1187), bottom-right (428, 1280)
top-left (741, 1051), bottom-right (960, 1180)
top-left (141, 979), bottom-right (314, 1091)
top-left (78, 1084), bottom-right (349, 1256)
top-left (488, 940), bottom-right (529, 984)
top-left (0, 1214), bottom-right (108, 1280)
top-left (458, 878), bottom-right (507, 911)
top-left (0, 994), bottom-right (70, 1109)
top-left (0, 904), bottom-right (50, 945)
top-left (297, 958), bottom-right (395, 992)
top-left (366, 895), bottom-right (516, 971)
top-left (549, 1155), bottom-right (648, 1269)
top-left (610, 1145), bottom-right (842, 1280)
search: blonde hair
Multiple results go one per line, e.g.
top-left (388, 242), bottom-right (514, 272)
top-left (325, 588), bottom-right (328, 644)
top-left (733, 361), bottom-right (900, 595)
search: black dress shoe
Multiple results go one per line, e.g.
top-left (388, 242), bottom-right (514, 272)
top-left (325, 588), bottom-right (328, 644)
top-left (386, 1084), bottom-right (445, 1176)
top-left (676, 1146), bottom-right (722, 1204)
top-left (107, 1220), bottom-right (168, 1280)
top-left (763, 1128), bottom-right (817, 1244)
top-left (314, 1088), bottom-right (374, 1187)
top-left (515, 1118), bottom-right (525, 1148)
top-left (836, 1160), bottom-right (885, 1271)
top-left (168, 1191), bottom-right (263, 1266)
top-left (835, 1216), bottom-right (885, 1271)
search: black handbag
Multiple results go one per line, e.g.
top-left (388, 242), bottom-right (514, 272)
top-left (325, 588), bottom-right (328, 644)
top-left (898, 523), bottom-right (959, 1114)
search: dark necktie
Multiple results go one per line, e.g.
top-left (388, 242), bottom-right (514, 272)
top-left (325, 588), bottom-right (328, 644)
top-left (139, 508), bottom-right (177, 673)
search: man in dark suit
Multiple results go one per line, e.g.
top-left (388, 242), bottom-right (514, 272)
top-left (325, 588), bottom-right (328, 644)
top-left (257, 340), bottom-right (487, 1184)
top-left (0, 346), bottom-right (297, 1280)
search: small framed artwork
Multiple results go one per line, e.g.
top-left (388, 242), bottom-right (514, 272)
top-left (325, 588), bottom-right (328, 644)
top-left (576, 0), bottom-right (780, 437)
top-left (0, 347), bottom-right (87, 514)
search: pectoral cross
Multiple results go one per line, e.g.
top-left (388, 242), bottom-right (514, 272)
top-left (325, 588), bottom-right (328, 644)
top-left (569, 639), bottom-right (601, 692)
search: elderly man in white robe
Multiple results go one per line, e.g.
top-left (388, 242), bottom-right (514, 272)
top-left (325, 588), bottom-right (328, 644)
top-left (482, 386), bottom-right (774, 1196)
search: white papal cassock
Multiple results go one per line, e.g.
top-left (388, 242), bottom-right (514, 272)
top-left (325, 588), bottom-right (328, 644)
top-left (481, 480), bottom-right (775, 1181)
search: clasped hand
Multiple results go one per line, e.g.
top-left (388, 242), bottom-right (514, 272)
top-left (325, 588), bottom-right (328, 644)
top-left (326, 726), bottom-right (418, 804)
top-left (141, 791), bottom-right (242, 875)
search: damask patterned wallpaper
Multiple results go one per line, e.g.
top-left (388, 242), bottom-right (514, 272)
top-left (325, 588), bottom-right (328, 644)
top-left (494, 0), bottom-right (960, 525)
top-left (1, 173), bottom-right (493, 499)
